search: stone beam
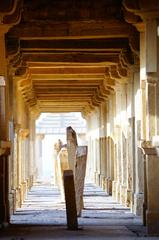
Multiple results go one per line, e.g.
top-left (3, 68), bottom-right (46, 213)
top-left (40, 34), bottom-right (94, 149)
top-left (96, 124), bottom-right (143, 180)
top-left (29, 66), bottom-right (106, 74)
top-left (8, 20), bottom-right (133, 39)
top-left (19, 38), bottom-right (129, 52)
top-left (32, 80), bottom-right (103, 87)
top-left (22, 52), bottom-right (119, 64)
top-left (31, 74), bottom-right (105, 81)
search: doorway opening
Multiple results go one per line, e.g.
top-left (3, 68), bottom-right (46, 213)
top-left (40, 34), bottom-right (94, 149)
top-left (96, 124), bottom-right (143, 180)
top-left (35, 112), bottom-right (87, 184)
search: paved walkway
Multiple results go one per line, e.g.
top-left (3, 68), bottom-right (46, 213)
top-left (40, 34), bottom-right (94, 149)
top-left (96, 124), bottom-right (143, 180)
top-left (1, 183), bottom-right (158, 239)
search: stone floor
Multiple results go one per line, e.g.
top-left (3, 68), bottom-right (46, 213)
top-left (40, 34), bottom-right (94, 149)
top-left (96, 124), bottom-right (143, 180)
top-left (1, 183), bottom-right (159, 239)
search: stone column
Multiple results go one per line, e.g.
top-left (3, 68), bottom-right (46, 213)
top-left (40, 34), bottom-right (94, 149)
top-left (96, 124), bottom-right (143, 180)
top-left (0, 32), bottom-right (7, 139)
top-left (133, 67), bottom-right (144, 216)
top-left (29, 113), bottom-right (37, 187)
top-left (140, 32), bottom-right (147, 140)
top-left (19, 129), bottom-right (29, 203)
top-left (0, 28), bottom-right (11, 226)
top-left (86, 115), bottom-right (94, 182)
top-left (106, 96), bottom-right (115, 195)
top-left (99, 102), bottom-right (107, 190)
top-left (140, 145), bottom-right (159, 235)
top-left (120, 84), bottom-right (128, 205)
top-left (12, 124), bottom-right (20, 209)
top-left (146, 75), bottom-right (157, 140)
top-left (140, 17), bottom-right (159, 234)
top-left (35, 134), bottom-right (45, 181)
top-left (114, 84), bottom-right (122, 202)
top-left (126, 76), bottom-right (135, 208)
top-left (146, 153), bottom-right (159, 235)
top-left (145, 18), bottom-right (158, 140)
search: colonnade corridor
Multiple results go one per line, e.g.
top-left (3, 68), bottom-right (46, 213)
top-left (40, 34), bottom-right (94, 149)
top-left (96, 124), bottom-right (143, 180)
top-left (1, 0), bottom-right (159, 238)
top-left (1, 181), bottom-right (147, 239)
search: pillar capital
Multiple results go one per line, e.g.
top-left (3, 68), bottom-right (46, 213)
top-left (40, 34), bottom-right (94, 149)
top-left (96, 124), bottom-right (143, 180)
top-left (130, 64), bottom-right (140, 73)
top-left (14, 123), bottom-right (21, 134)
top-left (146, 73), bottom-right (158, 84)
top-left (0, 24), bottom-right (10, 36)
top-left (36, 133), bottom-right (45, 140)
top-left (19, 129), bottom-right (30, 139)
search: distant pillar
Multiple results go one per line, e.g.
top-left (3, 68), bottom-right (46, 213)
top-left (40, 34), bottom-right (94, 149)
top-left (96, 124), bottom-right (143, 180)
top-left (35, 134), bottom-right (45, 180)
top-left (18, 129), bottom-right (30, 204)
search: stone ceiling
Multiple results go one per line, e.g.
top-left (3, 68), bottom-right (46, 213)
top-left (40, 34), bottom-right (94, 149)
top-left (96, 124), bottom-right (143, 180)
top-left (4, 0), bottom-right (141, 117)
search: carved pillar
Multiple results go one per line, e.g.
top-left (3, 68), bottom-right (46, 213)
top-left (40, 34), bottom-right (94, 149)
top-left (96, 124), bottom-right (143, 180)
top-left (146, 152), bottom-right (159, 235)
top-left (86, 113), bottom-right (94, 182)
top-left (114, 84), bottom-right (122, 202)
top-left (145, 19), bottom-right (158, 140)
top-left (35, 134), bottom-right (45, 181)
top-left (140, 144), bottom-right (159, 235)
top-left (19, 129), bottom-right (29, 204)
top-left (120, 84), bottom-right (128, 205)
top-left (29, 113), bottom-right (37, 187)
top-left (132, 66), bottom-right (144, 215)
top-left (106, 96), bottom-right (115, 195)
top-left (12, 124), bottom-right (21, 209)
top-left (140, 17), bottom-right (159, 234)
top-left (0, 32), bottom-right (7, 139)
top-left (99, 102), bottom-right (107, 189)
top-left (126, 74), bottom-right (135, 208)
top-left (0, 28), bottom-right (11, 226)
top-left (140, 32), bottom-right (147, 140)
top-left (146, 75), bottom-right (157, 140)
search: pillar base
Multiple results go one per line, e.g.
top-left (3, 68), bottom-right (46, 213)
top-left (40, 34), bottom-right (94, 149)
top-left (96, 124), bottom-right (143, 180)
top-left (143, 202), bottom-right (147, 226)
top-left (120, 185), bottom-right (127, 205)
top-left (12, 189), bottom-right (17, 213)
top-left (116, 182), bottom-right (121, 202)
top-left (112, 180), bottom-right (117, 199)
top-left (147, 211), bottom-right (159, 236)
top-left (27, 175), bottom-right (34, 190)
top-left (16, 186), bottom-right (22, 208)
top-left (107, 178), bottom-right (112, 195)
top-left (126, 189), bottom-right (132, 208)
top-left (26, 178), bottom-right (30, 191)
top-left (9, 189), bottom-right (16, 215)
top-left (94, 172), bottom-right (100, 186)
top-left (112, 181), bottom-right (121, 201)
top-left (133, 193), bottom-right (144, 215)
top-left (21, 181), bottom-right (27, 202)
top-left (101, 176), bottom-right (107, 191)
